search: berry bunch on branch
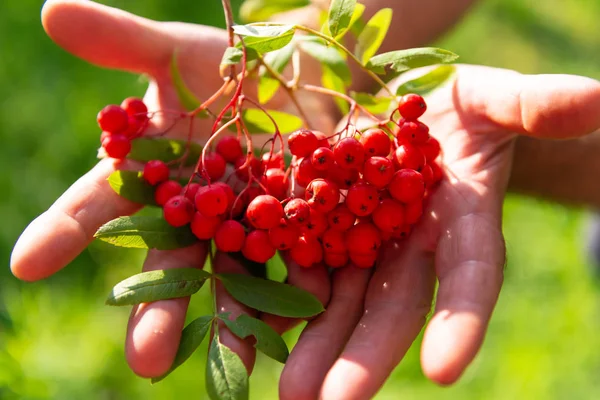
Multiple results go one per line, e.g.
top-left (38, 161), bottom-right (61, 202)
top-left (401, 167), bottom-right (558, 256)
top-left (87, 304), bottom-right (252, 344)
top-left (91, 0), bottom-right (458, 398)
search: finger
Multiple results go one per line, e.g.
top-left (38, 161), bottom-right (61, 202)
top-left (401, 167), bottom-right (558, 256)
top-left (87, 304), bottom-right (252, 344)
top-left (279, 266), bottom-right (371, 400)
top-left (420, 212), bottom-right (504, 385)
top-left (125, 243), bottom-right (208, 377)
top-left (320, 241), bottom-right (436, 400)
top-left (10, 158), bottom-right (141, 281)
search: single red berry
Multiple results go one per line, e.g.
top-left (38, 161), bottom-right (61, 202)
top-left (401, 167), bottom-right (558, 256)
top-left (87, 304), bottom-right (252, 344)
top-left (201, 153), bottom-right (226, 181)
top-left (388, 169), bottom-right (425, 204)
top-left (155, 180), bottom-right (182, 206)
top-left (241, 185), bottom-right (264, 206)
top-left (314, 131), bottom-right (330, 149)
top-left (346, 222), bottom-right (382, 255)
top-left (213, 182), bottom-right (235, 209)
top-left (392, 224), bottom-right (411, 239)
top-left (333, 138), bottom-right (366, 170)
top-left (420, 164), bottom-right (434, 187)
top-left (372, 199), bottom-right (405, 233)
top-left (394, 143), bottom-right (426, 171)
top-left (163, 195), bottom-right (194, 227)
top-left (246, 195), bottom-right (284, 230)
top-left (419, 136), bottom-right (441, 162)
top-left (143, 160), bottom-right (170, 185)
top-left (97, 104), bottom-right (128, 134)
top-left (191, 211), bottom-right (221, 240)
top-left (183, 183), bottom-right (201, 202)
top-left (301, 208), bottom-right (328, 239)
top-left (327, 203), bottom-right (356, 231)
top-left (398, 94), bottom-right (427, 120)
top-left (121, 97), bottom-right (148, 121)
top-left (290, 235), bottom-right (323, 268)
top-left (195, 185), bottom-right (229, 217)
top-left (349, 252), bottom-right (377, 268)
top-left (234, 155), bottom-right (262, 182)
top-left (261, 168), bottom-right (289, 200)
top-left (288, 129), bottom-right (319, 157)
top-left (305, 179), bottom-right (340, 213)
top-left (324, 252), bottom-right (348, 268)
top-left (405, 200), bottom-right (423, 225)
top-left (215, 220), bottom-right (246, 252)
top-left (121, 115), bottom-right (142, 138)
top-left (294, 157), bottom-right (323, 187)
top-left (268, 219), bottom-right (300, 250)
top-left (216, 136), bottom-right (243, 164)
top-left (363, 156), bottom-right (394, 189)
top-left (102, 134), bottom-right (131, 159)
top-left (327, 162), bottom-right (360, 189)
top-left (397, 120), bottom-right (429, 145)
top-left (346, 182), bottom-right (379, 217)
top-left (311, 147), bottom-right (335, 171)
top-left (360, 128), bottom-right (391, 157)
top-left (284, 198), bottom-right (311, 226)
top-left (242, 230), bottom-right (276, 263)
top-left (261, 151), bottom-right (285, 170)
top-left (430, 161), bottom-right (444, 184)
top-left (322, 229), bottom-right (347, 254)
top-left (230, 196), bottom-right (246, 218)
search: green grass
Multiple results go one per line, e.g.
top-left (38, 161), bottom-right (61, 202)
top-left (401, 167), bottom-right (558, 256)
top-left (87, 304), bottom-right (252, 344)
top-left (2, 0), bottom-right (600, 398)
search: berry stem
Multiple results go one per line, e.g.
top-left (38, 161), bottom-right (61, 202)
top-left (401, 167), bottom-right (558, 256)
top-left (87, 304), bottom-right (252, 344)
top-left (299, 83), bottom-right (381, 123)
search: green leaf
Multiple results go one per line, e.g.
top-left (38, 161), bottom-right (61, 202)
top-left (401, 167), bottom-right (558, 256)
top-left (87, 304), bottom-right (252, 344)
top-left (366, 47), bottom-right (459, 74)
top-left (129, 138), bottom-right (202, 166)
top-left (217, 273), bottom-right (324, 318)
top-left (395, 65), bottom-right (456, 96)
top-left (107, 170), bottom-right (157, 206)
top-left (206, 339), bottom-right (249, 400)
top-left (299, 38), bottom-right (351, 84)
top-left (347, 3), bottom-right (366, 38)
top-left (355, 8), bottom-right (393, 65)
top-left (322, 67), bottom-right (349, 115)
top-left (95, 216), bottom-right (198, 250)
top-left (327, 0), bottom-right (357, 38)
top-left (258, 77), bottom-right (280, 104)
top-left (241, 109), bottom-right (302, 134)
top-left (152, 316), bottom-right (213, 383)
top-left (322, 3), bottom-right (365, 40)
top-left (350, 92), bottom-right (394, 114)
top-left (220, 314), bottom-right (289, 363)
top-left (258, 44), bottom-right (294, 104)
top-left (106, 268), bottom-right (211, 306)
top-left (221, 47), bottom-right (244, 65)
top-left (170, 51), bottom-right (201, 111)
top-left (240, 0), bottom-right (310, 23)
top-left (233, 25), bottom-right (295, 55)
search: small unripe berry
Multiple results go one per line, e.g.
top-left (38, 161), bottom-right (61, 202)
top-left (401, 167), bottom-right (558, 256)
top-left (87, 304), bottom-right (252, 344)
top-left (163, 195), bottom-right (194, 227)
top-left (97, 104), bottom-right (128, 134)
top-left (246, 195), bottom-right (284, 230)
top-left (216, 136), bottom-right (244, 163)
top-left (288, 129), bottom-right (319, 157)
top-left (242, 230), bottom-right (276, 263)
top-left (215, 220), bottom-right (246, 252)
top-left (360, 128), bottom-right (391, 157)
top-left (398, 94), bottom-right (427, 120)
top-left (155, 180), bottom-right (182, 206)
top-left (102, 134), bottom-right (131, 159)
top-left (143, 160), bottom-right (170, 185)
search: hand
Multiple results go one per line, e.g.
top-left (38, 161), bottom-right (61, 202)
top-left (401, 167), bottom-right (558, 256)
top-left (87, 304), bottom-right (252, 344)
top-left (10, 0), bottom-right (335, 378)
top-left (276, 66), bottom-right (600, 399)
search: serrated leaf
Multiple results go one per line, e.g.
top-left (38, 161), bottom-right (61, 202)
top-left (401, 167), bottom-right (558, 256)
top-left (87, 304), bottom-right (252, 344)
top-left (328, 0), bottom-right (357, 38)
top-left (220, 314), bottom-right (289, 363)
top-left (299, 38), bottom-right (351, 84)
top-left (322, 67), bottom-right (349, 115)
top-left (152, 316), bottom-right (213, 383)
top-left (350, 92), bottom-right (394, 114)
top-left (95, 216), bottom-right (198, 250)
top-left (170, 51), bottom-right (201, 111)
top-left (396, 65), bottom-right (456, 96)
top-left (221, 47), bottom-right (244, 65)
top-left (106, 268), bottom-right (211, 306)
top-left (355, 8), bottom-right (392, 65)
top-left (129, 138), bottom-right (202, 166)
top-left (217, 273), bottom-right (324, 318)
top-left (107, 170), bottom-right (157, 206)
top-left (233, 25), bottom-right (295, 55)
top-left (206, 339), bottom-right (249, 400)
top-left (366, 47), bottom-right (459, 74)
top-left (241, 109), bottom-right (302, 134)
top-left (240, 0), bottom-right (310, 23)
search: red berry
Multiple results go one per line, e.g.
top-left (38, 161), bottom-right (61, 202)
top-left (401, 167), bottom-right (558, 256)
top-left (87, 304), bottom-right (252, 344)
top-left (195, 185), bottom-right (228, 217)
top-left (311, 147), bottom-right (335, 171)
top-left (268, 220), bottom-right (300, 250)
top-left (430, 161), bottom-right (444, 183)
top-left (216, 136), bottom-right (244, 164)
top-left (372, 199), bottom-right (405, 233)
top-left (215, 220), bottom-right (246, 252)
top-left (397, 120), bottom-right (429, 145)
top-left (246, 195), bottom-right (284, 230)
top-left (420, 164), bottom-right (434, 187)
top-left (301, 208), bottom-right (327, 238)
top-left (183, 183), bottom-right (201, 202)
top-left (363, 156), bottom-right (394, 188)
top-left (349, 252), bottom-right (377, 268)
top-left (346, 182), bottom-right (379, 217)
top-left (143, 160), bottom-right (170, 185)
top-left (398, 94), bottom-right (427, 120)
top-left (155, 180), bottom-right (182, 206)
top-left (121, 115), bottom-right (142, 138)
top-left (294, 157), bottom-right (322, 187)
top-left (327, 203), bottom-right (356, 231)
top-left (394, 143), bottom-right (426, 171)
top-left (322, 229), bottom-right (347, 254)
top-left (201, 153), bottom-right (226, 181)
top-left (235, 155), bottom-right (262, 182)
top-left (163, 195), bottom-right (194, 227)
top-left (191, 211), bottom-right (221, 240)
top-left (261, 151), bottom-right (285, 170)
top-left (392, 224), bottom-right (411, 239)
top-left (242, 230), bottom-right (276, 263)
top-left (100, 131), bottom-right (111, 144)
top-left (333, 138), bottom-right (365, 170)
top-left (324, 252), bottom-right (348, 268)
top-left (213, 182), bottom-right (236, 209)
top-left (102, 134), bottom-right (131, 159)
top-left (241, 185), bottom-right (264, 205)
top-left (284, 198), bottom-right (311, 226)
top-left (290, 235), bottom-right (323, 268)
top-left (419, 136), bottom-right (441, 162)
top-left (305, 179), bottom-right (340, 213)
top-left (360, 128), bottom-right (391, 157)
top-left (288, 129), bottom-right (319, 157)
top-left (121, 97), bottom-right (148, 121)
top-left (97, 105), bottom-right (128, 134)
top-left (388, 169), bottom-right (425, 204)
top-left (346, 222), bottom-right (382, 255)
top-left (261, 168), bottom-right (289, 200)
top-left (327, 163), bottom-right (360, 189)
top-left (405, 200), bottom-right (423, 225)
top-left (314, 131), bottom-right (330, 149)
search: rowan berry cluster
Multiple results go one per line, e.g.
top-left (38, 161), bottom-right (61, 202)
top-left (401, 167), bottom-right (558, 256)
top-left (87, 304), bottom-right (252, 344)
top-left (97, 98), bottom-right (149, 159)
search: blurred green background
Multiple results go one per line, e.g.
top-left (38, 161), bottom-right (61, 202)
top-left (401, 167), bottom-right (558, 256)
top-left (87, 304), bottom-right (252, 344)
top-left (2, 0), bottom-right (600, 399)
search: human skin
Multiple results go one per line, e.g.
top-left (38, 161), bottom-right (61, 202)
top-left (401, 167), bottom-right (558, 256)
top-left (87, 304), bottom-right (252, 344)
top-left (10, 1), bottom-right (600, 400)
